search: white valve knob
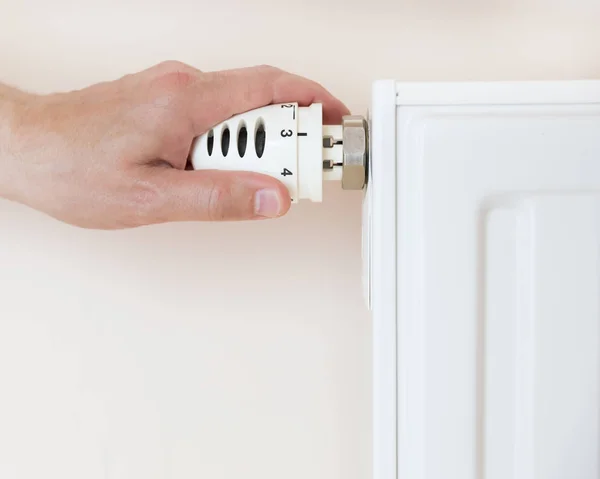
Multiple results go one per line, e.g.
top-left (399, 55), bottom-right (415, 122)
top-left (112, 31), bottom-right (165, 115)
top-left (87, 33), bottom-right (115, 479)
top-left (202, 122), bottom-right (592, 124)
top-left (189, 103), bottom-right (343, 203)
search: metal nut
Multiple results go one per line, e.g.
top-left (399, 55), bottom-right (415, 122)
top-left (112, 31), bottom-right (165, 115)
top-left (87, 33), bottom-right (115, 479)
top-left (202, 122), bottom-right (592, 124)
top-left (341, 115), bottom-right (368, 190)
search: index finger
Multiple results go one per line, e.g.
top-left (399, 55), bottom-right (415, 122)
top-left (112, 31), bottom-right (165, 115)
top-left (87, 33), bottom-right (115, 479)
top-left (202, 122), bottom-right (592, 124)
top-left (188, 65), bottom-right (350, 133)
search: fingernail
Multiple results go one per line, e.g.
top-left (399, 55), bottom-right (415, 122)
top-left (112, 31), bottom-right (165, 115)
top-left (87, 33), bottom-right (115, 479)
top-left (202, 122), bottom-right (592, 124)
top-left (254, 189), bottom-right (282, 218)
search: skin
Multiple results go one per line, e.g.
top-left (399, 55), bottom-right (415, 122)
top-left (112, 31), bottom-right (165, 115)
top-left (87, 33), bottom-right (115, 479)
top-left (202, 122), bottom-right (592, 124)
top-left (0, 62), bottom-right (349, 229)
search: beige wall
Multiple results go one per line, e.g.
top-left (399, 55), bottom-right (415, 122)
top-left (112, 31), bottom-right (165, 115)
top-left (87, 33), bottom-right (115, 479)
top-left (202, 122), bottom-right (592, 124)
top-left (1, 2), bottom-right (599, 478)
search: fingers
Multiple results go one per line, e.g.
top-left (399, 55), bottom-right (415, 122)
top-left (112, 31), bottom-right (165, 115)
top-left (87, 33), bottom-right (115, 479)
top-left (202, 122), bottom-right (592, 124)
top-left (129, 62), bottom-right (346, 225)
top-left (148, 168), bottom-right (291, 223)
top-left (182, 65), bottom-right (350, 134)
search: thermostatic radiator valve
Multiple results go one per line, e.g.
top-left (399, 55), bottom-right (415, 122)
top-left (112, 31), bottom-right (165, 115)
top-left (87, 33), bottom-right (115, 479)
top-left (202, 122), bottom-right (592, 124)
top-left (189, 103), bottom-right (368, 203)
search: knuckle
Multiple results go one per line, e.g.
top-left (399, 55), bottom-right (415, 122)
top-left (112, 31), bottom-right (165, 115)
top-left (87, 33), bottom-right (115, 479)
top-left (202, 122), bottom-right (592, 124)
top-left (206, 180), bottom-right (255, 221)
top-left (256, 63), bottom-right (280, 73)
top-left (126, 180), bottom-right (165, 224)
top-left (255, 64), bottom-right (285, 80)
top-left (161, 71), bottom-right (195, 92)
top-left (151, 61), bottom-right (197, 93)
top-left (157, 60), bottom-right (191, 74)
top-left (171, 69), bottom-right (195, 87)
top-left (206, 184), bottom-right (228, 221)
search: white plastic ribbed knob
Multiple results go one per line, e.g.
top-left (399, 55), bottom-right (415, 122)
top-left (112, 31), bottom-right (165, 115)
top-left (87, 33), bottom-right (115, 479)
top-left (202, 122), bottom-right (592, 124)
top-left (189, 103), bottom-right (342, 203)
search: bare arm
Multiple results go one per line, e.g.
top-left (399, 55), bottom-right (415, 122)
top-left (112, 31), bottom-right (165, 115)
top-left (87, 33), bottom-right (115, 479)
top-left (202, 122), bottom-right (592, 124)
top-left (0, 62), bottom-right (349, 229)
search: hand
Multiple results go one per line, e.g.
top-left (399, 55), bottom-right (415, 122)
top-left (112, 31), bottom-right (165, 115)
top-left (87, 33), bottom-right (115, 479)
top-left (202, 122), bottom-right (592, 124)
top-left (0, 62), bottom-right (349, 229)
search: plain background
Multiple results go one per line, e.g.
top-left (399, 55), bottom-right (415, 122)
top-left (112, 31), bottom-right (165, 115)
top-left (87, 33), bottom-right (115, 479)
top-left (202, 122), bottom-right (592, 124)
top-left (1, 1), bottom-right (600, 478)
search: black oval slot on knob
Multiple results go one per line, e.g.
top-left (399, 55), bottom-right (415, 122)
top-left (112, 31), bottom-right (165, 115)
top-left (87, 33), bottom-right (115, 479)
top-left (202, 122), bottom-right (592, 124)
top-left (207, 130), bottom-right (214, 156)
top-left (221, 126), bottom-right (230, 157)
top-left (237, 123), bottom-right (248, 158)
top-left (255, 119), bottom-right (266, 158)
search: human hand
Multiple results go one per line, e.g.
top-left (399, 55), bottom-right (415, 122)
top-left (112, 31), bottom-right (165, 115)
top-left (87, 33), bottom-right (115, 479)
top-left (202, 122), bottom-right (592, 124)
top-left (0, 62), bottom-right (349, 229)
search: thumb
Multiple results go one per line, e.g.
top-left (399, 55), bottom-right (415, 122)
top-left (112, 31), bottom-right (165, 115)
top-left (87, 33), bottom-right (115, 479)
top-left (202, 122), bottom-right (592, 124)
top-left (149, 169), bottom-right (291, 223)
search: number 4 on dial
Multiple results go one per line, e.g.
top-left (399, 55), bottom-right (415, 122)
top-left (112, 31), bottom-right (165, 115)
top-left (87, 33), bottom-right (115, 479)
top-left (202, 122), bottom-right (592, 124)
top-left (281, 168), bottom-right (293, 177)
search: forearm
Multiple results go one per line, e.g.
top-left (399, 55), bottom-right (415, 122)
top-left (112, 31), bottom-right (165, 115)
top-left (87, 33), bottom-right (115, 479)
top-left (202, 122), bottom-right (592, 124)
top-left (0, 85), bottom-right (17, 199)
top-left (0, 83), bottom-right (31, 202)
